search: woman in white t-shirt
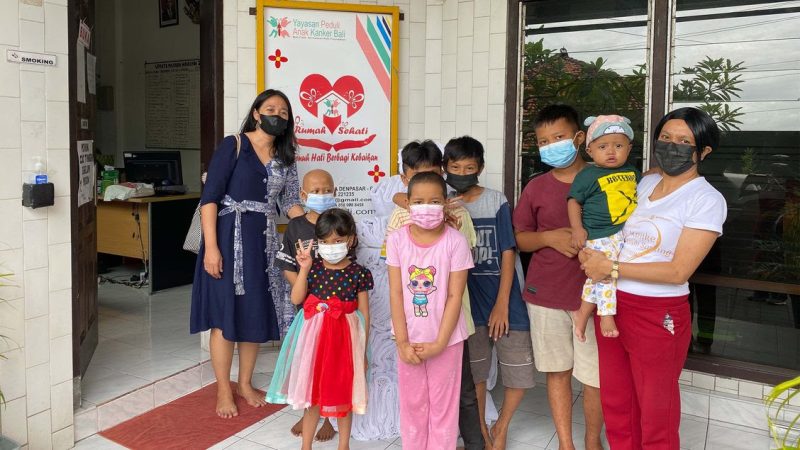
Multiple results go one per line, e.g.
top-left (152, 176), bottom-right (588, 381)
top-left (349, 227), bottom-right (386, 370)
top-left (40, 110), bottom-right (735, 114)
top-left (580, 107), bottom-right (727, 450)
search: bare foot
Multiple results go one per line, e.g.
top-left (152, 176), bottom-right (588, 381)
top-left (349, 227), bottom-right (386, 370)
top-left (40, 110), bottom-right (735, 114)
top-left (315, 418), bottom-right (336, 441)
top-left (600, 315), bottom-right (619, 338)
top-left (237, 383), bottom-right (267, 408)
top-left (216, 388), bottom-right (238, 419)
top-left (572, 302), bottom-right (595, 343)
top-left (491, 423), bottom-right (509, 450)
top-left (290, 417), bottom-right (303, 437)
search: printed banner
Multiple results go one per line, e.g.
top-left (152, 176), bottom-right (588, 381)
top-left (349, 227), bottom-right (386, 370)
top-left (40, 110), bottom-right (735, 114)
top-left (77, 140), bottom-right (94, 207)
top-left (259, 1), bottom-right (399, 220)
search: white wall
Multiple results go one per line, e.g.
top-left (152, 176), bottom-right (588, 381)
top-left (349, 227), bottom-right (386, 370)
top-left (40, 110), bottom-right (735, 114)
top-left (96, 0), bottom-right (202, 192)
top-left (0, 0), bottom-right (75, 448)
top-left (223, 0), bottom-right (509, 191)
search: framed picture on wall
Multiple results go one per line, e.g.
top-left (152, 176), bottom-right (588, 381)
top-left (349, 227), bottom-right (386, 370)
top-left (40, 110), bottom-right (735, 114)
top-left (159, 0), bottom-right (179, 27)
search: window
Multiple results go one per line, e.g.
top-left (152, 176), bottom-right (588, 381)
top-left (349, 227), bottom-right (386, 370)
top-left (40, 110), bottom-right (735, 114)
top-left (674, 0), bottom-right (800, 370)
top-left (520, 0), bottom-right (649, 186)
top-left (515, 0), bottom-right (800, 377)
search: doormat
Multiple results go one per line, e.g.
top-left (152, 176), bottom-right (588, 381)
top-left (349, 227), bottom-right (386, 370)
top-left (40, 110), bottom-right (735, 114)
top-left (100, 382), bottom-right (283, 450)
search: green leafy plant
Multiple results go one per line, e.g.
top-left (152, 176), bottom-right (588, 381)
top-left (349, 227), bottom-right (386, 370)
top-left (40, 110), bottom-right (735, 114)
top-left (766, 375), bottom-right (800, 449)
top-left (673, 57), bottom-right (746, 131)
top-left (520, 41), bottom-right (748, 184)
top-left (741, 148), bottom-right (757, 175)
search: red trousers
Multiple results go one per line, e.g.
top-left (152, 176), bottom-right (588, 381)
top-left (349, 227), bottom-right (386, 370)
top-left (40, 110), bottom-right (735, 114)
top-left (594, 290), bottom-right (690, 450)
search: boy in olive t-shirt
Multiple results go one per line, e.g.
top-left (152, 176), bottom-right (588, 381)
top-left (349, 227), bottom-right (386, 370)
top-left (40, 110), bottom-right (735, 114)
top-left (569, 115), bottom-right (641, 342)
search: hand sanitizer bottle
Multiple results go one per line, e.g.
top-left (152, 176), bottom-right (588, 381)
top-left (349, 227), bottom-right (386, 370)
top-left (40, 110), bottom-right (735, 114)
top-left (33, 156), bottom-right (48, 184)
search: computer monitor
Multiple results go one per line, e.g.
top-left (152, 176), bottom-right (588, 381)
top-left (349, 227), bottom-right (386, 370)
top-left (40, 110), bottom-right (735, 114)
top-left (123, 151), bottom-right (183, 187)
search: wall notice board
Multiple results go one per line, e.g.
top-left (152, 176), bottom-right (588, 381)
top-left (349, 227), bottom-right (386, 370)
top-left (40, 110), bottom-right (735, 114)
top-left (145, 59), bottom-right (200, 149)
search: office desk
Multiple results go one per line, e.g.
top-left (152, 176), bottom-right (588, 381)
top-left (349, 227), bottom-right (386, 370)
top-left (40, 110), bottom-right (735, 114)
top-left (97, 193), bottom-right (199, 293)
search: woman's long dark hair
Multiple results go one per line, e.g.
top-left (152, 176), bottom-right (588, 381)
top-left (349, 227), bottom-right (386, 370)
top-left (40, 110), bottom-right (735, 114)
top-left (240, 89), bottom-right (297, 166)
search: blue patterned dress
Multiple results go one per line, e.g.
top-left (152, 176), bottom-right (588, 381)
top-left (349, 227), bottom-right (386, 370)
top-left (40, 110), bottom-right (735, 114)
top-left (190, 134), bottom-right (301, 343)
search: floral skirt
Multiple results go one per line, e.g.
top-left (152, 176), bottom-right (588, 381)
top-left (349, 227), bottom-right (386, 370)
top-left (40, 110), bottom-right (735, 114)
top-left (266, 294), bottom-right (367, 417)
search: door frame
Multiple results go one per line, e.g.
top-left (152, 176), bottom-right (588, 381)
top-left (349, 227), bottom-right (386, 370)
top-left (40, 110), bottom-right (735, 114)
top-left (68, 0), bottom-right (225, 379)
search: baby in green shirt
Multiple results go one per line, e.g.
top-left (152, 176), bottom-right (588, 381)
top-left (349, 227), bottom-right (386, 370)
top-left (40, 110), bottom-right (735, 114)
top-left (569, 115), bottom-right (641, 341)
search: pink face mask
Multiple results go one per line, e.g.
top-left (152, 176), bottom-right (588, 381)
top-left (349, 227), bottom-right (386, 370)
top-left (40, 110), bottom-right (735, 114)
top-left (409, 204), bottom-right (444, 230)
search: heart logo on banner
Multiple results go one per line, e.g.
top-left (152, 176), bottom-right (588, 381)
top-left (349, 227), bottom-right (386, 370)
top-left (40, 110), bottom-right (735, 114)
top-left (298, 74), bottom-right (365, 133)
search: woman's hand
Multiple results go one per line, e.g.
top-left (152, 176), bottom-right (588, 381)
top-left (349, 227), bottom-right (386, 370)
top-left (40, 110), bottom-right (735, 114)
top-left (296, 239), bottom-right (314, 271)
top-left (203, 245), bottom-right (223, 279)
top-left (580, 248), bottom-right (613, 282)
top-left (413, 341), bottom-right (446, 360)
top-left (397, 341), bottom-right (421, 365)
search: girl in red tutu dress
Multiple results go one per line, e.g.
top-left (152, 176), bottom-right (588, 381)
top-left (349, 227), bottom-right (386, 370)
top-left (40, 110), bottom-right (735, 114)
top-left (267, 208), bottom-right (373, 450)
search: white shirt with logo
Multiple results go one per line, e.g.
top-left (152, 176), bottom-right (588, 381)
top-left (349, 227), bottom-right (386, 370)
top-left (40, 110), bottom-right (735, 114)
top-left (617, 173), bottom-right (727, 297)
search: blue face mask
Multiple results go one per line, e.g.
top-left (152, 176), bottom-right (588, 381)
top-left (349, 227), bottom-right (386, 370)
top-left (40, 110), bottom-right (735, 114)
top-left (305, 193), bottom-right (336, 213)
top-left (539, 135), bottom-right (579, 168)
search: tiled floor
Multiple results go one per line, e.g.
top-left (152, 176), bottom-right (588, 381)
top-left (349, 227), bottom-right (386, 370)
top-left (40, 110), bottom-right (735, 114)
top-left (74, 380), bottom-right (775, 449)
top-left (79, 278), bottom-right (202, 407)
top-left (74, 274), bottom-right (776, 449)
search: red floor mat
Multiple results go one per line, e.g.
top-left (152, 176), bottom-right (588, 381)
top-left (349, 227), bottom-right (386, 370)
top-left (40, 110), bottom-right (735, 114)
top-left (100, 382), bottom-right (283, 450)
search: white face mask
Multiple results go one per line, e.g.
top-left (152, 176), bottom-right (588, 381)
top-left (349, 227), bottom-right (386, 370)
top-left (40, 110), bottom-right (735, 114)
top-left (317, 242), bottom-right (349, 264)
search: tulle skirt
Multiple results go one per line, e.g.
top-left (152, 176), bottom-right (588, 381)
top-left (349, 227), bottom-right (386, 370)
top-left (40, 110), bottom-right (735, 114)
top-left (266, 294), bottom-right (367, 418)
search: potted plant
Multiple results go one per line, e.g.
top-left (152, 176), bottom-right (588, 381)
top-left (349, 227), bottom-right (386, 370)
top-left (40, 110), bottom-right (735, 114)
top-left (0, 270), bottom-right (20, 450)
top-left (766, 375), bottom-right (800, 449)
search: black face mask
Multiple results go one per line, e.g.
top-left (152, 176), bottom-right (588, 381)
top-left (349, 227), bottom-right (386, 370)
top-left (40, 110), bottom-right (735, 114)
top-left (259, 114), bottom-right (288, 137)
top-left (653, 140), bottom-right (696, 176)
top-left (446, 172), bottom-right (479, 193)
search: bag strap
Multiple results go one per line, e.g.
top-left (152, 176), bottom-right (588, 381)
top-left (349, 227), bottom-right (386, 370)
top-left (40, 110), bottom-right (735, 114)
top-left (234, 134), bottom-right (241, 159)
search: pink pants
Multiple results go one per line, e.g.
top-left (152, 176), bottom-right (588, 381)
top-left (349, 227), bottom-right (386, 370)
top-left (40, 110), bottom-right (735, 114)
top-left (397, 341), bottom-right (463, 450)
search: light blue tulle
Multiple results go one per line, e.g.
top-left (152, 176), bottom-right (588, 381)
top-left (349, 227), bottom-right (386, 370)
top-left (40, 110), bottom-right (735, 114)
top-left (265, 311), bottom-right (304, 404)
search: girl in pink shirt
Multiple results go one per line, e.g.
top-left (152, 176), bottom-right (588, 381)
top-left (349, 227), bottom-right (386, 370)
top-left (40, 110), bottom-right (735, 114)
top-left (386, 172), bottom-right (474, 450)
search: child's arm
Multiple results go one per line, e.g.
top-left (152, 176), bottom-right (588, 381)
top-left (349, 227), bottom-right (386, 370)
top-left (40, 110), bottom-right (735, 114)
top-left (415, 269), bottom-right (468, 360)
top-left (488, 248), bottom-right (515, 340)
top-left (567, 198), bottom-right (588, 250)
top-left (357, 290), bottom-right (370, 348)
top-left (514, 228), bottom-right (577, 257)
top-left (290, 266), bottom-right (310, 305)
top-left (283, 270), bottom-right (298, 286)
top-left (389, 265), bottom-right (421, 365)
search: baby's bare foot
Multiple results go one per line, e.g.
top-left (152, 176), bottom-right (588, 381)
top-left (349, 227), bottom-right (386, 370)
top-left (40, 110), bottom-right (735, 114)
top-left (600, 316), bottom-right (619, 338)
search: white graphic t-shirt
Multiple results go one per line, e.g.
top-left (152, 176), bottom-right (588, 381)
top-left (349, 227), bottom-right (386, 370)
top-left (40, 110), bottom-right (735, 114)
top-left (617, 174), bottom-right (727, 297)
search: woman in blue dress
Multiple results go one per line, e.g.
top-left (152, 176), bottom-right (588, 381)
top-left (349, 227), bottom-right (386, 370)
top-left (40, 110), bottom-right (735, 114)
top-left (191, 89), bottom-right (304, 418)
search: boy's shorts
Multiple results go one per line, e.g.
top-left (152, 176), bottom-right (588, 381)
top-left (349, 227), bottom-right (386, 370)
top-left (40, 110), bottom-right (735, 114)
top-left (468, 326), bottom-right (536, 389)
top-left (526, 303), bottom-right (599, 388)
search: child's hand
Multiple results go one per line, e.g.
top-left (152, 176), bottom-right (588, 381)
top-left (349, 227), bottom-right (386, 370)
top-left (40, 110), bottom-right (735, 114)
top-left (547, 228), bottom-right (579, 258)
top-left (412, 341), bottom-right (445, 360)
top-left (397, 341), bottom-right (421, 365)
top-left (571, 227), bottom-right (588, 250)
top-left (295, 239), bottom-right (314, 271)
top-left (392, 192), bottom-right (408, 208)
top-left (488, 302), bottom-right (509, 341)
top-left (444, 211), bottom-right (461, 229)
top-left (446, 195), bottom-right (463, 207)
